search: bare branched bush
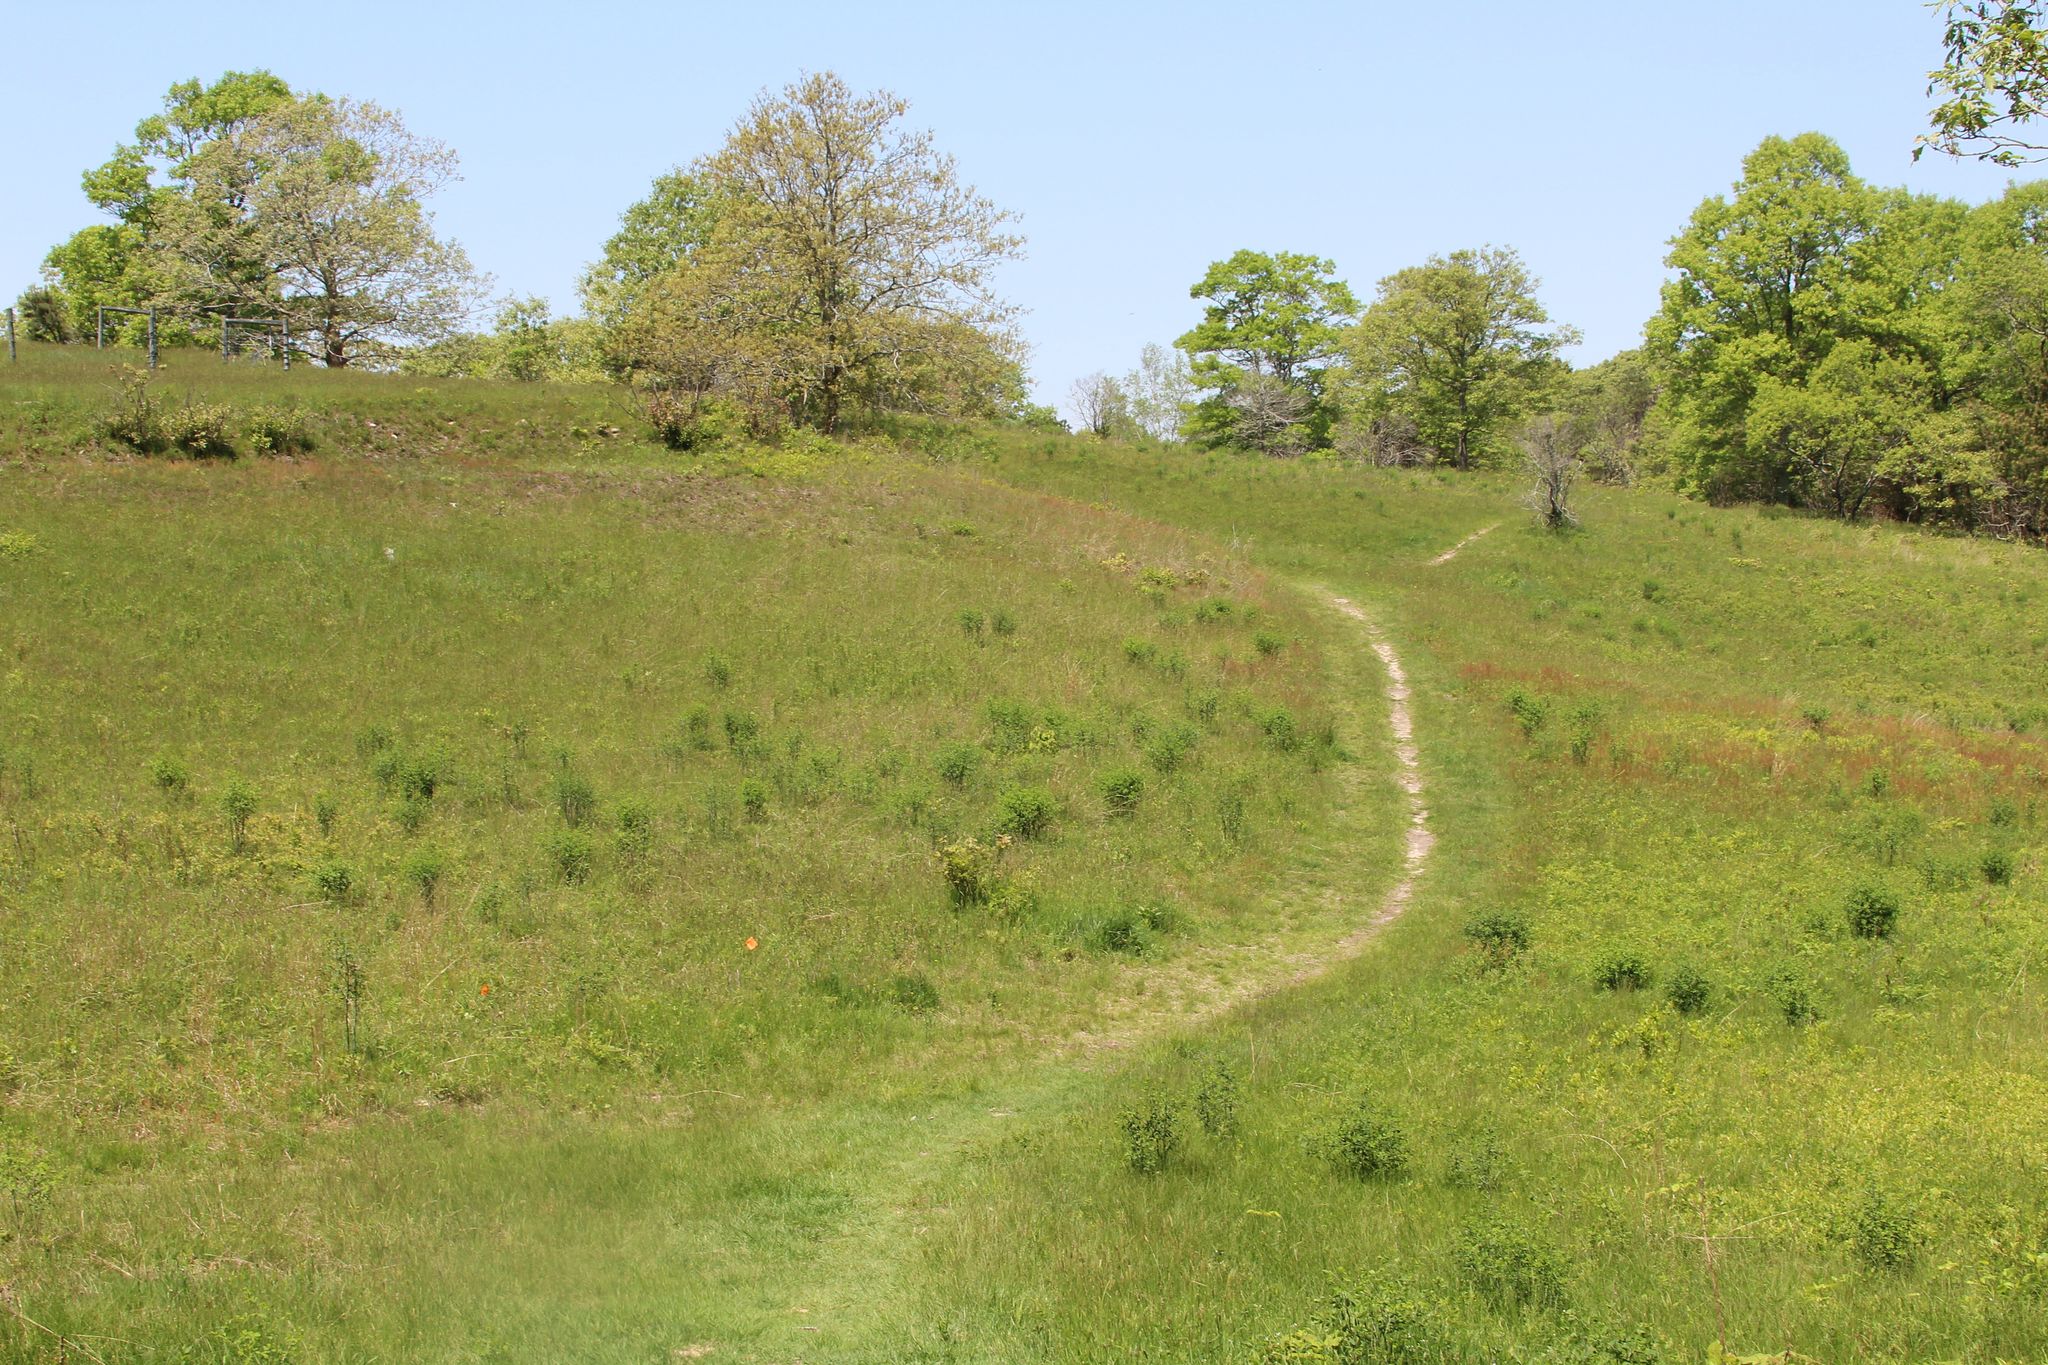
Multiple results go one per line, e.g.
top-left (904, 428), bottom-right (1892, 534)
top-left (1521, 414), bottom-right (1582, 529)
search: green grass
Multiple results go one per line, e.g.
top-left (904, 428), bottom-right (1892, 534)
top-left (2, 345), bottom-right (2044, 1361)
top-left (0, 346), bottom-right (1403, 1360)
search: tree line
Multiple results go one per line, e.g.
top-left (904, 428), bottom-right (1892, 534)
top-left (14, 3), bottom-right (2048, 534)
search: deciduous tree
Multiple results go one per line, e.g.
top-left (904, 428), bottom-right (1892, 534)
top-left (1924, 1), bottom-right (2048, 165)
top-left (1176, 250), bottom-right (1355, 452)
top-left (1348, 246), bottom-right (1577, 470)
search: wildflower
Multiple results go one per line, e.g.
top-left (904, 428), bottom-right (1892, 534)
top-left (744, 937), bottom-right (759, 951)
top-left (479, 983), bottom-right (490, 997)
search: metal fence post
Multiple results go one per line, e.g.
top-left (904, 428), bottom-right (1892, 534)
top-left (97, 306), bottom-right (105, 350)
top-left (6, 308), bottom-right (15, 363)
top-left (147, 309), bottom-right (157, 370)
top-left (282, 324), bottom-right (291, 372)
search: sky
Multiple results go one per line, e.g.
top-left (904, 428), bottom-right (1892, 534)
top-left (1, 1), bottom-right (2028, 413)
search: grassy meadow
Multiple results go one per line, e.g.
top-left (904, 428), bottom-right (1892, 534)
top-left (0, 344), bottom-right (2043, 1362)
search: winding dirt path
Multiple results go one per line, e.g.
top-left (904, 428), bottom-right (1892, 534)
top-left (1319, 595), bottom-right (1431, 960)
top-left (1430, 521), bottom-right (1499, 565)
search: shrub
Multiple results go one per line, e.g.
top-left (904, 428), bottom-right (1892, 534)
top-left (101, 368), bottom-right (166, 452)
top-left (1258, 1275), bottom-right (1453, 1365)
top-left (1593, 949), bottom-right (1652, 992)
top-left (165, 401), bottom-right (238, 458)
top-left (615, 800), bottom-right (654, 859)
top-left (401, 847), bottom-right (445, 905)
top-left (1086, 907), bottom-right (1150, 955)
top-left (648, 392), bottom-right (740, 451)
top-left (1193, 1060), bottom-right (1241, 1139)
top-left (958, 608), bottom-right (985, 639)
top-left (244, 404), bottom-right (313, 456)
top-left (391, 793), bottom-right (430, 834)
top-left (1098, 767), bottom-right (1145, 818)
top-left (739, 778), bottom-right (770, 821)
top-left (703, 653), bottom-right (733, 689)
top-left (149, 753), bottom-right (189, 796)
top-left (395, 750), bottom-right (447, 803)
top-left (985, 698), bottom-right (1035, 751)
top-left (312, 792), bottom-right (338, 836)
top-left (1144, 721), bottom-right (1200, 774)
top-left (1769, 969), bottom-right (1820, 1025)
top-left (1507, 688), bottom-right (1549, 737)
top-left (1665, 963), bottom-right (1711, 1016)
top-left (545, 829), bottom-right (594, 883)
top-left (220, 779), bottom-right (259, 851)
top-left (1253, 630), bottom-right (1286, 658)
top-left (933, 742), bottom-right (981, 786)
top-left (1445, 1128), bottom-right (1507, 1192)
top-left (1455, 1216), bottom-right (1567, 1306)
top-left (936, 836), bottom-right (996, 906)
top-left (1845, 883), bottom-right (1900, 939)
top-left (996, 785), bottom-right (1056, 840)
top-left (1464, 910), bottom-right (1530, 959)
top-left (1118, 1093), bottom-right (1183, 1175)
top-left (722, 710), bottom-right (761, 754)
top-left (1988, 796), bottom-right (2019, 828)
top-left (310, 860), bottom-right (355, 903)
top-left (1187, 687), bottom-right (1221, 724)
top-left (1982, 849), bottom-right (2014, 885)
top-left (1259, 706), bottom-right (1299, 752)
top-left (1121, 637), bottom-right (1157, 665)
top-left (1850, 1187), bottom-right (1920, 1271)
top-left (550, 771), bottom-right (597, 827)
top-left (1327, 1094), bottom-right (1410, 1180)
top-left (887, 972), bottom-right (940, 1014)
top-left (1217, 787), bottom-right (1248, 845)
top-left (990, 608), bottom-right (1016, 636)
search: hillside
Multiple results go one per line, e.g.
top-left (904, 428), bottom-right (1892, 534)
top-left (1, 347), bottom-right (2044, 1362)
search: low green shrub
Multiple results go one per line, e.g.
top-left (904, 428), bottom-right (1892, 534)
top-left (935, 836), bottom-right (996, 906)
top-left (1118, 1092), bottom-right (1182, 1175)
top-left (1326, 1094), bottom-right (1410, 1180)
top-left (1098, 767), bottom-right (1145, 818)
top-left (1845, 883), bottom-right (1900, 939)
top-left (401, 847), bottom-right (445, 905)
top-left (149, 753), bottom-right (189, 796)
top-left (1193, 1060), bottom-right (1241, 1139)
top-left (933, 742), bottom-right (981, 786)
top-left (310, 860), bottom-right (355, 903)
top-left (1982, 849), bottom-right (2014, 885)
top-left (996, 785), bottom-right (1056, 839)
top-left (614, 800), bottom-right (654, 859)
top-left (887, 972), bottom-right (941, 1014)
top-left (221, 778), bottom-right (258, 851)
top-left (1850, 1187), bottom-right (1920, 1271)
top-left (1593, 949), bottom-right (1652, 992)
top-left (550, 771), bottom-right (597, 827)
top-left (545, 829), bottom-right (593, 883)
top-left (1455, 1215), bottom-right (1567, 1306)
top-left (1464, 909), bottom-right (1530, 959)
top-left (1665, 963), bottom-right (1711, 1016)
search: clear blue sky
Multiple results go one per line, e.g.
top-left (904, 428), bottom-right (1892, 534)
top-left (2, 1), bottom-right (2026, 411)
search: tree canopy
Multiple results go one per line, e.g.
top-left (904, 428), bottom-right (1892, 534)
top-left (1174, 250), bottom-right (1356, 453)
top-left (36, 72), bottom-right (483, 364)
top-left (606, 71), bottom-right (1024, 436)
top-left (1346, 246), bottom-right (1577, 470)
top-left (1924, 1), bottom-right (2048, 165)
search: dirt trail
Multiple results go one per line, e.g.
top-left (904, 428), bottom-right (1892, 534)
top-left (1429, 521), bottom-right (1499, 565)
top-left (1319, 594), bottom-right (1431, 960)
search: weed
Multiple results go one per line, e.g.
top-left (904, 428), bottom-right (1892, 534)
top-left (1326, 1094), bottom-right (1410, 1180)
top-left (312, 792), bottom-right (339, 836)
top-left (149, 753), bottom-right (189, 796)
top-left (723, 710), bottom-right (761, 754)
top-left (1121, 637), bottom-right (1157, 665)
top-left (1253, 630), bottom-right (1287, 657)
top-left (990, 608), bottom-right (1016, 636)
top-left (1768, 969), bottom-right (1820, 1025)
top-left (1982, 849), bottom-right (2014, 886)
top-left (958, 608), bottom-right (985, 640)
top-left (1988, 796), bottom-right (2019, 828)
top-left (392, 793), bottom-right (431, 835)
top-left (703, 653), bottom-right (733, 689)
top-left (1446, 1127), bottom-right (1508, 1192)
top-left (1145, 721), bottom-right (1200, 774)
top-left (1118, 1092), bottom-right (1183, 1175)
top-left (1258, 1275), bottom-right (1453, 1364)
